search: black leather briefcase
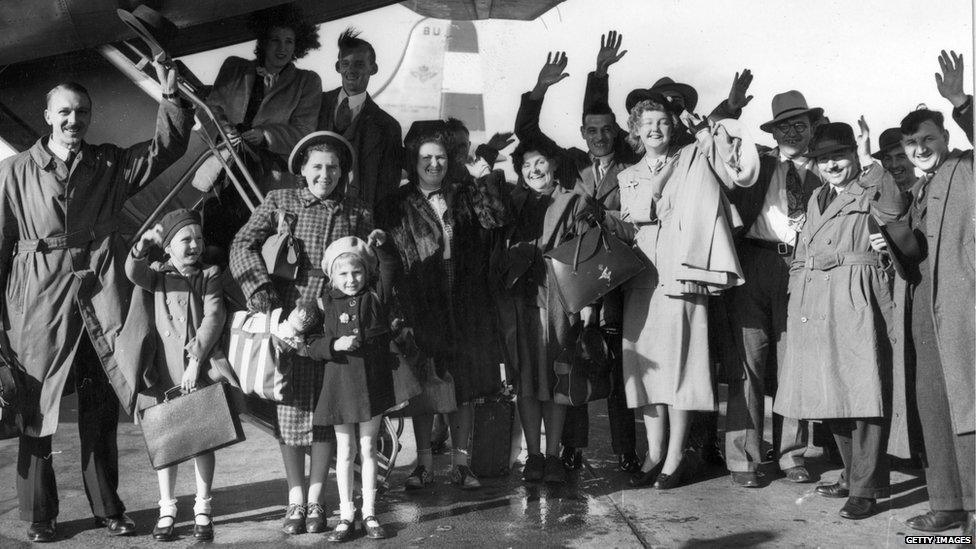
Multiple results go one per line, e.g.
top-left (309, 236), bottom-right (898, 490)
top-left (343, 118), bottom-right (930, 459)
top-left (139, 382), bottom-right (245, 470)
top-left (544, 226), bottom-right (645, 314)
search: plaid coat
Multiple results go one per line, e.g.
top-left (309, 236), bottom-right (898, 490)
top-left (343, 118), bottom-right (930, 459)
top-left (229, 187), bottom-right (374, 309)
top-left (376, 171), bottom-right (509, 402)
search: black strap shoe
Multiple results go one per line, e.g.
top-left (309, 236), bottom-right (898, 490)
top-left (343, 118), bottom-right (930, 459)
top-left (327, 519), bottom-right (355, 542)
top-left (193, 513), bottom-right (214, 541)
top-left (839, 496), bottom-right (876, 520)
top-left (96, 513), bottom-right (136, 536)
top-left (27, 520), bottom-right (56, 543)
top-left (152, 515), bottom-right (176, 542)
top-left (362, 515), bottom-right (387, 539)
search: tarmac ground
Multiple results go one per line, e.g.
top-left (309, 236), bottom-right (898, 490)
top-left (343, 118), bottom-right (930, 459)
top-left (0, 390), bottom-right (961, 548)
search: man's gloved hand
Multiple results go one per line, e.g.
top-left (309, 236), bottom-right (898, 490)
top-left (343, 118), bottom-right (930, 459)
top-left (247, 284), bottom-right (281, 314)
top-left (575, 194), bottom-right (606, 225)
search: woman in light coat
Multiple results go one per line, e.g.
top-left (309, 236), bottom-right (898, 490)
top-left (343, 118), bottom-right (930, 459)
top-left (618, 92), bottom-right (757, 489)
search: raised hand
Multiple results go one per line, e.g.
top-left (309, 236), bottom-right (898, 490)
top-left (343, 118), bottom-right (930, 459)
top-left (367, 228), bottom-right (388, 247)
top-left (856, 115), bottom-right (872, 162)
top-left (486, 131), bottom-right (515, 151)
top-left (595, 30), bottom-right (627, 77)
top-left (726, 69), bottom-right (754, 111)
top-left (535, 51), bottom-right (570, 90)
top-left (935, 49), bottom-right (967, 108)
top-left (152, 52), bottom-right (179, 96)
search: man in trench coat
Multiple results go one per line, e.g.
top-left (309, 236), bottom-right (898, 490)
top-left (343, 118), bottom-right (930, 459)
top-left (0, 61), bottom-right (193, 542)
top-left (893, 50), bottom-right (975, 536)
top-left (774, 120), bottom-right (907, 520)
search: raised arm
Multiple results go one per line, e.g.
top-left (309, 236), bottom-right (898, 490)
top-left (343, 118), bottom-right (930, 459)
top-left (936, 49), bottom-right (974, 144)
top-left (122, 58), bottom-right (194, 195)
top-left (515, 52), bottom-right (572, 149)
top-left (684, 112), bottom-right (759, 189)
top-left (124, 224), bottom-right (164, 291)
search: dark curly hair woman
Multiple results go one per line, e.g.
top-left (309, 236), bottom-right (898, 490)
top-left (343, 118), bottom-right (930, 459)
top-left (197, 3), bottom-right (324, 263)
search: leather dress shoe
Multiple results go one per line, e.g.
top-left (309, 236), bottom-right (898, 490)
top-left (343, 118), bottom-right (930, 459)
top-left (906, 510), bottom-right (968, 532)
top-left (815, 482), bottom-right (850, 498)
top-left (306, 502), bottom-right (328, 534)
top-left (561, 446), bottom-right (583, 470)
top-left (630, 459), bottom-right (664, 488)
top-left (617, 452), bottom-right (642, 473)
top-left (27, 520), bottom-right (56, 543)
top-left (96, 513), bottom-right (136, 536)
top-left (193, 514), bottom-right (214, 541)
top-left (839, 496), bottom-right (876, 519)
top-left (653, 455), bottom-right (691, 490)
top-left (281, 504), bottom-right (306, 535)
top-left (152, 516), bottom-right (176, 542)
top-left (730, 471), bottom-right (760, 488)
top-left (783, 466), bottom-right (812, 483)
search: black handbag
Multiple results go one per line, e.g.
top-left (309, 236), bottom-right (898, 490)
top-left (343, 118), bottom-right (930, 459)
top-left (544, 225), bottom-right (645, 314)
top-left (553, 325), bottom-right (612, 407)
top-left (262, 210), bottom-right (300, 281)
top-left (139, 382), bottom-right (245, 470)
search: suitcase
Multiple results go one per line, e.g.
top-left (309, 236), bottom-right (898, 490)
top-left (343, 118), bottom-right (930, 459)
top-left (470, 365), bottom-right (516, 478)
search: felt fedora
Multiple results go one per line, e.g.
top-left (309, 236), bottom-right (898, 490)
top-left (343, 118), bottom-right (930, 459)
top-left (117, 6), bottom-right (178, 59)
top-left (288, 131), bottom-right (356, 176)
top-left (760, 90), bottom-right (824, 133)
top-left (807, 122), bottom-right (856, 158)
top-left (626, 77), bottom-right (697, 113)
top-left (872, 127), bottom-right (904, 160)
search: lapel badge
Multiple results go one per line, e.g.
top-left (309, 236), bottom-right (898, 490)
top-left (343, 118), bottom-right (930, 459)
top-left (339, 312), bottom-right (351, 324)
top-left (598, 264), bottom-right (613, 283)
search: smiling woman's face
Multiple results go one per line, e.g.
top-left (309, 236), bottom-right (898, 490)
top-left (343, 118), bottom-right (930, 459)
top-left (520, 150), bottom-right (556, 193)
top-left (636, 109), bottom-right (674, 153)
top-left (416, 141), bottom-right (449, 189)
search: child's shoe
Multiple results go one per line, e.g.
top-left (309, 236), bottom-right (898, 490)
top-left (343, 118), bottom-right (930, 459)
top-left (306, 502), bottom-right (327, 534)
top-left (152, 515), bottom-right (176, 542)
top-left (193, 514), bottom-right (214, 541)
top-left (281, 503), bottom-right (306, 535)
top-left (362, 515), bottom-right (387, 539)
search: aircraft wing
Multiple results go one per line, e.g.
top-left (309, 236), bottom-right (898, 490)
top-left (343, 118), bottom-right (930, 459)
top-left (401, 0), bottom-right (564, 20)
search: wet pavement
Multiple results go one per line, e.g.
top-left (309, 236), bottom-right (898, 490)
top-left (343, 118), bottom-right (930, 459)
top-left (0, 393), bottom-right (952, 548)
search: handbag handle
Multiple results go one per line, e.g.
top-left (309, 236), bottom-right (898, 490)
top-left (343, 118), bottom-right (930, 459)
top-left (570, 226), bottom-right (612, 274)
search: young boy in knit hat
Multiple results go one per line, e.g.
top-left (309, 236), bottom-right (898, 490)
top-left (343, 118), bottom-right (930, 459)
top-left (125, 208), bottom-right (231, 542)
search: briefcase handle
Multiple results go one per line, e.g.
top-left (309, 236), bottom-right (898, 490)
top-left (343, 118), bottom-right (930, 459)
top-left (163, 386), bottom-right (193, 402)
top-left (570, 227), bottom-right (612, 274)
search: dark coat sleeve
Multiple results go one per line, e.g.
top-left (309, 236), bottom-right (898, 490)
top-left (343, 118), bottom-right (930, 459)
top-left (466, 170), bottom-right (511, 230)
top-left (229, 190), bottom-right (280, 299)
top-left (185, 267), bottom-right (227, 362)
top-left (952, 95), bottom-right (974, 145)
top-left (121, 99), bottom-right (194, 195)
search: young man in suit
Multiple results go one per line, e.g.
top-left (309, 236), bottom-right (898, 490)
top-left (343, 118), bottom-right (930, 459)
top-left (875, 127), bottom-right (919, 192)
top-left (895, 50), bottom-right (974, 536)
top-left (723, 90), bottom-right (825, 488)
top-left (317, 28), bottom-right (403, 209)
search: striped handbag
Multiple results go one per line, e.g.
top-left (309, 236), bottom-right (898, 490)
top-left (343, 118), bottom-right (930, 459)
top-left (226, 308), bottom-right (290, 402)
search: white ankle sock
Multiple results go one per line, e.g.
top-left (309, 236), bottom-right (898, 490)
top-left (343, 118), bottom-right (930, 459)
top-left (194, 496), bottom-right (212, 524)
top-left (361, 490), bottom-right (376, 517)
top-left (158, 498), bottom-right (178, 524)
top-left (339, 502), bottom-right (356, 522)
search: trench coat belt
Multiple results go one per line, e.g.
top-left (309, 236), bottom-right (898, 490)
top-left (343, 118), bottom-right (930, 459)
top-left (14, 220), bottom-right (118, 254)
top-left (804, 251), bottom-right (881, 271)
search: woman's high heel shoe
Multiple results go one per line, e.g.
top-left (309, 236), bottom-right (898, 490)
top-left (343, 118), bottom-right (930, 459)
top-left (629, 458), bottom-right (664, 488)
top-left (653, 454), bottom-right (693, 490)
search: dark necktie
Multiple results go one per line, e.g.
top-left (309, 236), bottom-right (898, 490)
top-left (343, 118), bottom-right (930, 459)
top-left (912, 173), bottom-right (933, 221)
top-left (785, 161), bottom-right (806, 218)
top-left (818, 186), bottom-right (838, 214)
top-left (334, 97), bottom-right (353, 134)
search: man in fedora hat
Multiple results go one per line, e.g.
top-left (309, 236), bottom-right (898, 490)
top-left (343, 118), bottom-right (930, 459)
top-left (874, 127), bottom-right (918, 191)
top-left (317, 28), bottom-right (402, 210)
top-left (0, 58), bottom-right (193, 542)
top-left (889, 49), bottom-right (974, 536)
top-left (723, 89), bottom-right (825, 488)
top-left (775, 118), bottom-right (907, 520)
top-left (514, 32), bottom-right (642, 473)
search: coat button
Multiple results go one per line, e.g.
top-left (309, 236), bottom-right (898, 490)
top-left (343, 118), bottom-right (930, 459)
top-left (800, 317), bottom-right (808, 323)
top-left (164, 331), bottom-right (171, 337)
top-left (820, 314), bottom-right (826, 320)
top-left (806, 276), bottom-right (812, 282)
top-left (826, 238), bottom-right (832, 244)
top-left (351, 314), bottom-right (357, 320)
top-left (352, 328), bottom-right (360, 334)
top-left (891, 336), bottom-right (897, 343)
top-left (349, 299), bottom-right (357, 307)
top-left (179, 316), bottom-right (185, 323)
top-left (167, 315), bottom-right (173, 320)
top-left (824, 274), bottom-right (830, 280)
